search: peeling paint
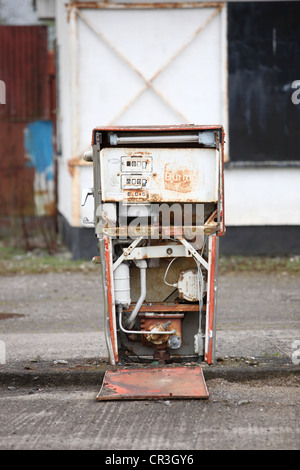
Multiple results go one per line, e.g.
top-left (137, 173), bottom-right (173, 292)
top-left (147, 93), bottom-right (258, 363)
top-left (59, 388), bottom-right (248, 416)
top-left (164, 164), bottom-right (198, 193)
top-left (24, 120), bottom-right (55, 216)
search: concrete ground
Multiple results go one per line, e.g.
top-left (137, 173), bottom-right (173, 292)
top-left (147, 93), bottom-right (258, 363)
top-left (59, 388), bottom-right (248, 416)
top-left (0, 269), bottom-right (299, 450)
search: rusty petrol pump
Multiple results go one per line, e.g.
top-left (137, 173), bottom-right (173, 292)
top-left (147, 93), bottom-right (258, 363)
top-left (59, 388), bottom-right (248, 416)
top-left (83, 125), bottom-right (225, 399)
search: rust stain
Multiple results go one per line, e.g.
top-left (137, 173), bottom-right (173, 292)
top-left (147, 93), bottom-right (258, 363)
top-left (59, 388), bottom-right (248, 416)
top-left (140, 315), bottom-right (183, 347)
top-left (73, 2), bottom-right (223, 12)
top-left (123, 189), bottom-right (148, 201)
top-left (164, 164), bottom-right (198, 193)
top-left (0, 313), bottom-right (25, 320)
top-left (44, 200), bottom-right (56, 217)
top-left (149, 193), bottom-right (162, 202)
top-left (68, 156), bottom-right (92, 177)
top-left (96, 367), bottom-right (209, 401)
top-left (130, 151), bottom-right (152, 156)
top-left (0, 26), bottom-right (56, 219)
top-left (123, 303), bottom-right (202, 312)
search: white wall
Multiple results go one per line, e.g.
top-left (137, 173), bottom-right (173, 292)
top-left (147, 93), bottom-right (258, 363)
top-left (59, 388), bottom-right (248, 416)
top-left (55, 0), bottom-right (74, 225)
top-left (225, 167), bottom-right (300, 226)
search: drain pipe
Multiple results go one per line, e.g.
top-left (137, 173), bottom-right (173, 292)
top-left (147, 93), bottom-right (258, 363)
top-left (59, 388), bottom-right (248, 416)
top-left (126, 259), bottom-right (147, 329)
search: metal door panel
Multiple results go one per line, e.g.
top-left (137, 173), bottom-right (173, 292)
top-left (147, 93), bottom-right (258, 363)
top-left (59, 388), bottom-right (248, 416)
top-left (70, 4), bottom-right (227, 153)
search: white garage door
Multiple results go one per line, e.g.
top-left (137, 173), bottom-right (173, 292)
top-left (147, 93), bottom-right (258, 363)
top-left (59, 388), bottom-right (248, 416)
top-left (69, 3), bottom-right (228, 156)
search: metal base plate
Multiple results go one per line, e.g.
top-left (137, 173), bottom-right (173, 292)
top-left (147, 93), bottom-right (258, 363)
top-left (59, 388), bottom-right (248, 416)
top-left (96, 366), bottom-right (209, 401)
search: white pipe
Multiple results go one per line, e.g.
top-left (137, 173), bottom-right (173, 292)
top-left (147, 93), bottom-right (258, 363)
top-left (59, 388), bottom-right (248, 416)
top-left (118, 306), bottom-right (175, 336)
top-left (109, 132), bottom-right (215, 146)
top-left (126, 259), bottom-right (147, 329)
top-left (110, 134), bottom-right (199, 145)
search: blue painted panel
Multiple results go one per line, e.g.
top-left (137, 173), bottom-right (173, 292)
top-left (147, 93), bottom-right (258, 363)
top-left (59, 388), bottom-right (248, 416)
top-left (24, 120), bottom-right (54, 180)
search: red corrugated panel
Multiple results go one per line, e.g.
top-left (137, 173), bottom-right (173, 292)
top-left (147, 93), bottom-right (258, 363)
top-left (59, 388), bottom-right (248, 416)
top-left (0, 25), bottom-right (50, 122)
top-left (0, 122), bottom-right (35, 217)
top-left (0, 26), bottom-right (55, 218)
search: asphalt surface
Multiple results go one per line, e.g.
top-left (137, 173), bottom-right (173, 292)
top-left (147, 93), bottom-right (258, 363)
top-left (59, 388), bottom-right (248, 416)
top-left (0, 269), bottom-right (299, 451)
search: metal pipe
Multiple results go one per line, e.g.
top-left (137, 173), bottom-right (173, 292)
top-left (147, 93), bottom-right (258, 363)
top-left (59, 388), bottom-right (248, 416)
top-left (110, 134), bottom-right (200, 145)
top-left (125, 259), bottom-right (147, 329)
top-left (178, 237), bottom-right (209, 270)
top-left (118, 305), bottom-right (175, 336)
top-left (98, 238), bottom-right (116, 365)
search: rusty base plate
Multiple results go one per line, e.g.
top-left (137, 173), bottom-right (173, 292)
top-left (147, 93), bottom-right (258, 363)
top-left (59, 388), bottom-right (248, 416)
top-left (96, 366), bottom-right (209, 401)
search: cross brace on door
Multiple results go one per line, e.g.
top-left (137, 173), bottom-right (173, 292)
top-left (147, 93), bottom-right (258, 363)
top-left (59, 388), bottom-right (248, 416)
top-left (74, 4), bottom-right (224, 124)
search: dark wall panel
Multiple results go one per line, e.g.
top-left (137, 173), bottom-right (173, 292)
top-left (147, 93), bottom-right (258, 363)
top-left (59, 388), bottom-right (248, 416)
top-left (228, 2), bottom-right (300, 162)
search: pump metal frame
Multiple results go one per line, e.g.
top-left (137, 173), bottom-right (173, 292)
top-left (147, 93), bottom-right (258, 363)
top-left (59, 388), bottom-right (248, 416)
top-left (88, 125), bottom-right (225, 366)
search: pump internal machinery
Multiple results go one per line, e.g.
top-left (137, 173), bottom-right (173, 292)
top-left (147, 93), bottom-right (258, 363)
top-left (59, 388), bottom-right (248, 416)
top-left (83, 125), bottom-right (225, 367)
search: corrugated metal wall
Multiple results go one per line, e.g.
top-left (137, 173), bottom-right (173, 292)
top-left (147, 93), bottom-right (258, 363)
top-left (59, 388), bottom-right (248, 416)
top-left (0, 25), bottom-right (55, 220)
top-left (0, 26), bottom-right (50, 121)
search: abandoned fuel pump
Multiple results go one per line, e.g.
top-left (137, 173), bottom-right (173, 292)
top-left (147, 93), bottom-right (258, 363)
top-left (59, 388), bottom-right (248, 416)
top-left (83, 125), bottom-right (225, 370)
